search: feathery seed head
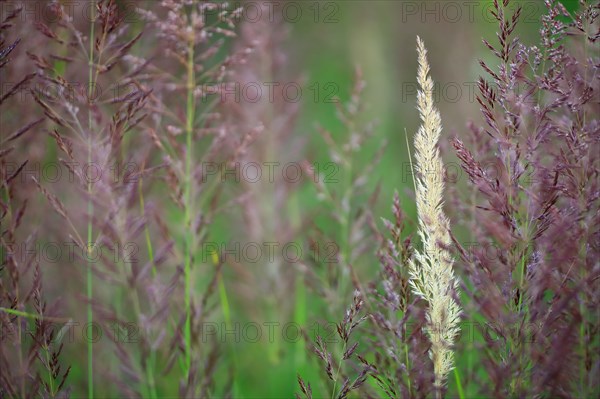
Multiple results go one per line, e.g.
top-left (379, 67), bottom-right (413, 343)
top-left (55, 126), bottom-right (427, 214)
top-left (410, 36), bottom-right (462, 395)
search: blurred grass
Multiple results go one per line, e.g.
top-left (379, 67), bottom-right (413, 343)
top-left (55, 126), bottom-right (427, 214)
top-left (6, 1), bottom-right (563, 397)
top-left (220, 2), bottom-right (550, 397)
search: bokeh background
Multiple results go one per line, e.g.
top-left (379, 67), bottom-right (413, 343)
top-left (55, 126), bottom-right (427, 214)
top-left (1, 1), bottom-right (591, 398)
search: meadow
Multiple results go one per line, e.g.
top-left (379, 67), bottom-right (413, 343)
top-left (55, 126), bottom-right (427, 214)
top-left (1, 0), bottom-right (598, 398)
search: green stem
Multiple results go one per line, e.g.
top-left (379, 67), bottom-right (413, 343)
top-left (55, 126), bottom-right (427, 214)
top-left (147, 351), bottom-right (158, 399)
top-left (44, 344), bottom-right (55, 397)
top-left (289, 194), bottom-right (306, 370)
top-left (87, 2), bottom-right (95, 397)
top-left (0, 307), bottom-right (66, 321)
top-left (138, 171), bottom-right (158, 399)
top-left (217, 267), bottom-right (241, 396)
top-left (330, 341), bottom-right (347, 399)
top-left (453, 367), bottom-right (465, 399)
top-left (139, 170), bottom-right (156, 277)
top-left (183, 25), bottom-right (196, 377)
top-left (404, 340), bottom-right (412, 396)
top-left (294, 268), bottom-right (307, 367)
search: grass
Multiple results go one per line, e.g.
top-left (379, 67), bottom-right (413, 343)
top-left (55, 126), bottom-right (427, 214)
top-left (86, 2), bottom-right (96, 397)
top-left (410, 36), bottom-right (461, 398)
top-left (1, 1), bottom-right (598, 398)
top-left (183, 15), bottom-right (196, 379)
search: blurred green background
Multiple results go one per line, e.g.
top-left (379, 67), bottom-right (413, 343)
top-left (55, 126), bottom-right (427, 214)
top-left (4, 1), bottom-right (586, 397)
top-left (207, 1), bottom-right (558, 397)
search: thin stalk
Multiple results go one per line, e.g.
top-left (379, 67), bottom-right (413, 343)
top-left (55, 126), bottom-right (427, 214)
top-left (44, 344), bottom-right (55, 397)
top-left (0, 307), bottom-right (67, 322)
top-left (339, 139), bottom-right (354, 296)
top-left (129, 278), bottom-right (156, 399)
top-left (117, 210), bottom-right (158, 399)
top-left (467, 137), bottom-right (478, 397)
top-left (17, 285), bottom-right (24, 398)
top-left (403, 127), bottom-right (415, 397)
top-left (217, 266), bottom-right (241, 396)
top-left (289, 191), bottom-right (306, 368)
top-left (86, 2), bottom-right (96, 397)
top-left (579, 300), bottom-right (587, 396)
top-left (183, 25), bottom-right (196, 376)
top-left (138, 162), bottom-right (158, 399)
top-left (139, 164), bottom-right (156, 277)
top-left (466, 327), bottom-right (474, 396)
top-left (453, 368), bottom-right (465, 399)
top-left (578, 175), bottom-right (590, 397)
top-left (38, 305), bottom-right (56, 398)
top-left (146, 351), bottom-right (158, 399)
top-left (579, 15), bottom-right (590, 396)
top-left (404, 335), bottom-right (412, 396)
top-left (294, 272), bottom-right (307, 365)
top-left (330, 341), bottom-right (348, 399)
top-left (329, 140), bottom-right (353, 399)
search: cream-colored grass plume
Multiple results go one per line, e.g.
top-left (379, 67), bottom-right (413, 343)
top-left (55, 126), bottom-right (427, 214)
top-left (409, 36), bottom-right (461, 397)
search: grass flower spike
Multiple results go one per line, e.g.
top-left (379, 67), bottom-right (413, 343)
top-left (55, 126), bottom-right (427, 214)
top-left (409, 36), bottom-right (461, 397)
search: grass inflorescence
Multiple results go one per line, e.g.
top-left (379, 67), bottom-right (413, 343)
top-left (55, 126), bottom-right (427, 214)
top-left (1, 1), bottom-right (598, 398)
